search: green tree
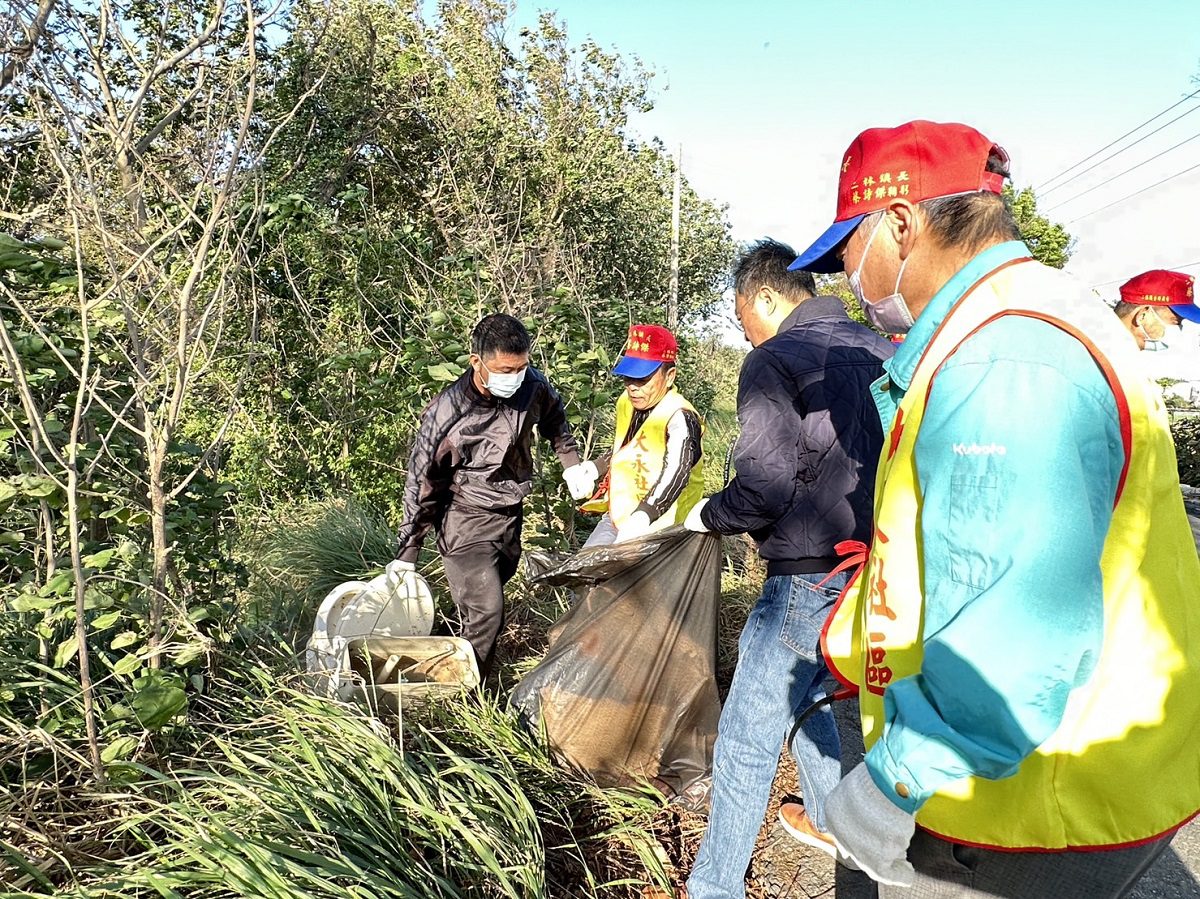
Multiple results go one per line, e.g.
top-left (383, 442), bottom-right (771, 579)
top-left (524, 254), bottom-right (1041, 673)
top-left (1005, 185), bottom-right (1074, 269)
top-left (222, 0), bottom-right (735, 519)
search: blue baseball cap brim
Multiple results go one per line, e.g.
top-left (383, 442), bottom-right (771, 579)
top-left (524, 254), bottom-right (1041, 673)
top-left (787, 214), bottom-right (867, 274)
top-left (612, 356), bottom-right (663, 378)
top-left (1171, 303), bottom-right (1200, 324)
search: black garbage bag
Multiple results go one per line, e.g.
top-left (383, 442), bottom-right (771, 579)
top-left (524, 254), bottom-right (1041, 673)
top-left (511, 526), bottom-right (722, 800)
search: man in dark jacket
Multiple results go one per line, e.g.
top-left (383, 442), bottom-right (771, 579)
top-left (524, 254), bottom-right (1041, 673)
top-left (681, 240), bottom-right (894, 899)
top-left (388, 314), bottom-right (589, 679)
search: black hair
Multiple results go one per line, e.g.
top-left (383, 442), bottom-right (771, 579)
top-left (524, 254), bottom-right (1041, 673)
top-left (918, 151), bottom-right (1020, 252)
top-left (1113, 300), bottom-right (1141, 321)
top-left (471, 313), bottom-right (531, 357)
top-left (732, 238), bottom-right (817, 302)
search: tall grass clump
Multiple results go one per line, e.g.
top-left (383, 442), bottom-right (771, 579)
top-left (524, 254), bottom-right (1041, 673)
top-left (103, 690), bottom-right (552, 897)
top-left (2, 556), bottom-right (676, 898)
top-left (240, 498), bottom-right (398, 639)
top-left (2, 656), bottom-right (670, 898)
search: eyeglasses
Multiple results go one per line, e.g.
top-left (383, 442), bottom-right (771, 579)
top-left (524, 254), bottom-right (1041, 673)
top-left (734, 295), bottom-right (755, 327)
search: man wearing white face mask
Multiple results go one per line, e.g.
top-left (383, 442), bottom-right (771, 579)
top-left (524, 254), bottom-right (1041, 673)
top-left (1113, 269), bottom-right (1200, 351)
top-left (846, 212), bottom-right (917, 333)
top-left (788, 120), bottom-right (1200, 897)
top-left (390, 313), bottom-right (589, 680)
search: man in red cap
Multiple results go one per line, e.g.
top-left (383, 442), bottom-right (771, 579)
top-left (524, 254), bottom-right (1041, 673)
top-left (575, 324), bottom-right (704, 545)
top-left (785, 121), bottom-right (1200, 897)
top-left (1114, 269), bottom-right (1200, 350)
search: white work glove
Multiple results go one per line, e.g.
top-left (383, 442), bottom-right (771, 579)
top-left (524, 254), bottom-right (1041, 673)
top-left (683, 498), bottom-right (710, 533)
top-left (824, 761), bottom-right (915, 887)
top-left (562, 460), bottom-right (599, 502)
top-left (614, 510), bottom-right (653, 543)
top-left (386, 559), bottom-right (415, 579)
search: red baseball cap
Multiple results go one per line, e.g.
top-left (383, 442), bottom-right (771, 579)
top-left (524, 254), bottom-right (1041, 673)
top-left (1118, 270), bottom-right (1200, 324)
top-left (790, 120), bottom-right (1009, 273)
top-left (612, 324), bottom-right (678, 378)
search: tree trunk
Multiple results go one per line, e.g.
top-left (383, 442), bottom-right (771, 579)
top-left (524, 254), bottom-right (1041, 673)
top-left (147, 441), bottom-right (169, 670)
top-left (37, 499), bottom-right (55, 716)
top-left (0, 0), bottom-right (59, 91)
top-left (66, 450), bottom-right (104, 783)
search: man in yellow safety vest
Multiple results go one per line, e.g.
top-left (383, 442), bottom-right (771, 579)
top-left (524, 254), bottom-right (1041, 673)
top-left (574, 324), bottom-right (704, 546)
top-left (788, 120), bottom-right (1200, 897)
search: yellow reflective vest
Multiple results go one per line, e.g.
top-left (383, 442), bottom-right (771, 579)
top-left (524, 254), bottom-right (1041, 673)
top-left (581, 389), bottom-right (704, 530)
top-left (823, 256), bottom-right (1200, 849)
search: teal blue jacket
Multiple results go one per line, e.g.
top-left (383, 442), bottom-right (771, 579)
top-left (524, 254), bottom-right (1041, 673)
top-left (864, 242), bottom-right (1125, 813)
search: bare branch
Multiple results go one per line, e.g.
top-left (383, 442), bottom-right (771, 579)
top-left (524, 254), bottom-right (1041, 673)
top-left (0, 0), bottom-right (58, 92)
top-left (0, 306), bottom-right (68, 475)
top-left (133, 65), bottom-right (207, 157)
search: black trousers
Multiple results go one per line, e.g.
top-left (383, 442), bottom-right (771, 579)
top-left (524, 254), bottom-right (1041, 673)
top-left (872, 827), bottom-right (1174, 899)
top-left (442, 547), bottom-right (519, 680)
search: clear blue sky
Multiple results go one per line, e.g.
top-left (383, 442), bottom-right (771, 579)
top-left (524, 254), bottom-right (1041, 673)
top-left (507, 0), bottom-right (1200, 376)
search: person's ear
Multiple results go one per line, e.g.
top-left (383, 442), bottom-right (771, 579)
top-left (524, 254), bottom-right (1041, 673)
top-left (886, 200), bottom-right (921, 261)
top-left (759, 285), bottom-right (777, 316)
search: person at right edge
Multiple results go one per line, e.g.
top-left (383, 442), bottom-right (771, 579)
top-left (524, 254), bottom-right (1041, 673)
top-left (675, 238), bottom-right (894, 899)
top-left (787, 119), bottom-right (1200, 897)
top-left (1113, 268), bottom-right (1200, 351)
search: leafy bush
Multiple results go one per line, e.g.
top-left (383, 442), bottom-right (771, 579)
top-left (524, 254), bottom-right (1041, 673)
top-left (1172, 414), bottom-right (1200, 487)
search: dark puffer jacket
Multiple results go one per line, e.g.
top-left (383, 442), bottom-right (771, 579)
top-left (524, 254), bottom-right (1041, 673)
top-left (701, 296), bottom-right (894, 576)
top-left (395, 368), bottom-right (580, 561)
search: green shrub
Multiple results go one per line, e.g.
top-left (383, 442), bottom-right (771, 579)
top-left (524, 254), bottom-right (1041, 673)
top-left (240, 498), bottom-right (398, 641)
top-left (1172, 414), bottom-right (1200, 487)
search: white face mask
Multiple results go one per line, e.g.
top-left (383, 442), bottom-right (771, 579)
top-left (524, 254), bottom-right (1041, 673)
top-left (848, 214), bottom-right (916, 334)
top-left (1138, 308), bottom-right (1170, 351)
top-left (480, 360), bottom-right (527, 398)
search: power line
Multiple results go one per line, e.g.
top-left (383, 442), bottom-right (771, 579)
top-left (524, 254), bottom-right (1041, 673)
top-left (1041, 102), bottom-right (1200, 196)
top-left (1092, 261), bottom-right (1200, 289)
top-left (1045, 128), bottom-right (1200, 212)
top-left (1068, 161), bottom-right (1200, 224)
top-left (1037, 87), bottom-right (1200, 191)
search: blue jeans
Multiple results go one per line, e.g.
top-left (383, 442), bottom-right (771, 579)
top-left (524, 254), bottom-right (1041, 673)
top-left (687, 571), bottom-right (848, 899)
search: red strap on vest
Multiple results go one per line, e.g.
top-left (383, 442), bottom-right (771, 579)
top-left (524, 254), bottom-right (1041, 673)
top-left (816, 538), bottom-right (872, 697)
top-left (818, 539), bottom-right (870, 590)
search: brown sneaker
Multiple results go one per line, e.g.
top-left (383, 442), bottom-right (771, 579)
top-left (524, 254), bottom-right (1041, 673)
top-left (778, 801), bottom-right (838, 858)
